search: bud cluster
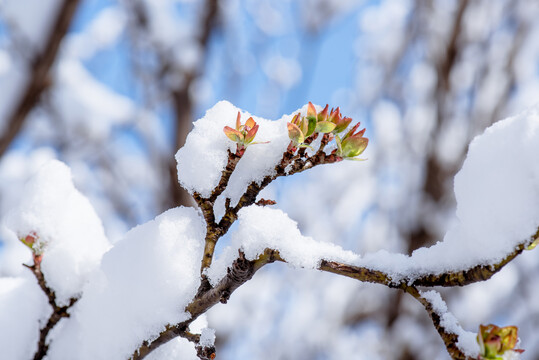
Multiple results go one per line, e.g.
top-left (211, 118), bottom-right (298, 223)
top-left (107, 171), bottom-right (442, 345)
top-left (223, 112), bottom-right (267, 155)
top-left (287, 102), bottom-right (368, 160)
top-left (477, 324), bottom-right (524, 359)
top-left (20, 231), bottom-right (44, 265)
top-left (222, 102), bottom-right (368, 163)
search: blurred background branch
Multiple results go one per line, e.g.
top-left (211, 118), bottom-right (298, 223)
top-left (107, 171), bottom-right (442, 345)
top-left (0, 0), bottom-right (80, 157)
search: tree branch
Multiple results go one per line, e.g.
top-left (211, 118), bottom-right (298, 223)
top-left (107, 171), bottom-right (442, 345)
top-left (196, 136), bottom-right (342, 274)
top-left (24, 255), bottom-right (78, 360)
top-left (319, 232), bottom-right (534, 288)
top-left (403, 286), bottom-right (472, 360)
top-left (193, 149), bottom-right (243, 273)
top-left (132, 108), bottom-right (537, 359)
top-left (131, 249), bottom-right (282, 360)
top-left (0, 0), bottom-right (80, 158)
top-left (131, 223), bottom-right (536, 359)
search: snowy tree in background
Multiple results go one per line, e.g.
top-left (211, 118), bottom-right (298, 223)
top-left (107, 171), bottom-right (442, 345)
top-left (1, 0), bottom-right (539, 359)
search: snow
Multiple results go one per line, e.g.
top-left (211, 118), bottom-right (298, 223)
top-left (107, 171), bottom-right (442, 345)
top-left (0, 276), bottom-right (49, 360)
top-left (176, 101), bottom-right (295, 203)
top-left (64, 6), bottom-right (126, 60)
top-left (0, 148), bottom-right (57, 275)
top-left (47, 206), bottom-right (206, 360)
top-left (188, 102), bottom-right (539, 288)
top-left (145, 337), bottom-right (198, 360)
top-left (0, 0), bottom-right (62, 49)
top-left (355, 105), bottom-right (539, 281)
top-left (53, 59), bottom-right (135, 140)
top-left (420, 290), bottom-right (479, 357)
top-left (200, 327), bottom-right (216, 347)
top-left (207, 206), bottom-right (359, 286)
top-left (4, 160), bottom-right (110, 305)
top-left (1, 98), bottom-right (538, 359)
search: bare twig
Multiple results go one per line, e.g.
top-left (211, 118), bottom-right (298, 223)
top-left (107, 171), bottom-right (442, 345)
top-left (194, 149), bottom-right (243, 273)
top-left (24, 255), bottom-right (79, 360)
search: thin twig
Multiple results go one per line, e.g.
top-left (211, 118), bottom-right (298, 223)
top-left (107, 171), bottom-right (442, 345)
top-left (195, 149), bottom-right (243, 273)
top-left (24, 255), bottom-right (78, 360)
top-left (402, 286), bottom-right (471, 360)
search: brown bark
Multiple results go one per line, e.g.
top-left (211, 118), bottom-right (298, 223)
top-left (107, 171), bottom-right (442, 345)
top-left (404, 286), bottom-right (472, 360)
top-left (131, 249), bottom-right (282, 360)
top-left (319, 234), bottom-right (532, 289)
top-left (24, 256), bottom-right (78, 360)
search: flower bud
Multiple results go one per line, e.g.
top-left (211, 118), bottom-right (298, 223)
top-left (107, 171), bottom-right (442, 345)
top-left (223, 112), bottom-right (268, 152)
top-left (477, 324), bottom-right (524, 359)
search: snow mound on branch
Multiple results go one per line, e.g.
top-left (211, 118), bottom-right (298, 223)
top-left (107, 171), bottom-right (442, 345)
top-left (207, 206), bottom-right (359, 286)
top-left (0, 276), bottom-right (49, 360)
top-left (145, 337), bottom-right (199, 360)
top-left (4, 160), bottom-right (110, 305)
top-left (360, 105), bottom-right (539, 280)
top-left (206, 104), bottom-right (539, 288)
top-left (420, 290), bottom-right (479, 357)
top-left (176, 101), bottom-right (301, 205)
top-left (47, 206), bottom-right (205, 360)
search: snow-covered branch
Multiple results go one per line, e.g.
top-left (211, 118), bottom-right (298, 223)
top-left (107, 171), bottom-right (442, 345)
top-left (319, 232), bottom-right (536, 288)
top-left (132, 249), bottom-right (282, 360)
top-left (23, 253), bottom-right (78, 360)
top-left (404, 288), bottom-right (475, 360)
top-left (2, 101), bottom-right (537, 359)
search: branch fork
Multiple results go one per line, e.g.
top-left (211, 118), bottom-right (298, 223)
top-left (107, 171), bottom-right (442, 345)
top-left (24, 254), bottom-right (79, 360)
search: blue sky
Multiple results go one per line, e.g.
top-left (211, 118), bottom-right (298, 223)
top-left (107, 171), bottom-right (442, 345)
top-left (74, 1), bottom-right (363, 121)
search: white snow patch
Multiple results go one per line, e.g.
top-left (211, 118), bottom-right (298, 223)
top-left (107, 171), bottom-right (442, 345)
top-left (0, 276), bottom-right (50, 360)
top-left (420, 290), bottom-right (479, 357)
top-left (176, 101), bottom-right (305, 205)
top-left (54, 60), bottom-right (135, 140)
top-left (145, 337), bottom-right (198, 360)
top-left (355, 104), bottom-right (539, 281)
top-left (193, 102), bottom-right (539, 287)
top-left (47, 206), bottom-right (205, 360)
top-left (207, 206), bottom-right (359, 286)
top-left (4, 160), bottom-right (110, 305)
top-left (200, 327), bottom-right (216, 347)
